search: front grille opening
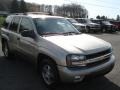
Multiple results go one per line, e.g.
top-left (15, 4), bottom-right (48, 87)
top-left (86, 49), bottom-right (111, 60)
top-left (86, 57), bottom-right (110, 68)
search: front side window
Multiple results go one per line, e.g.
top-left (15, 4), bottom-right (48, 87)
top-left (102, 21), bottom-right (111, 25)
top-left (9, 17), bottom-right (20, 32)
top-left (34, 18), bottom-right (79, 35)
top-left (19, 18), bottom-right (34, 33)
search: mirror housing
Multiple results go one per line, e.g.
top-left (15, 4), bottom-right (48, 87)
top-left (21, 30), bottom-right (36, 39)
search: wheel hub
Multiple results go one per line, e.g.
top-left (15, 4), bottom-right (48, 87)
top-left (42, 65), bottom-right (55, 85)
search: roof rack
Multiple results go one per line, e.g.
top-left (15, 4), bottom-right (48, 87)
top-left (10, 12), bottom-right (51, 15)
top-left (27, 12), bottom-right (50, 15)
top-left (10, 13), bottom-right (27, 15)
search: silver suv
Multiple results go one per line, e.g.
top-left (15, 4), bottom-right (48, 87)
top-left (0, 14), bottom-right (115, 87)
top-left (66, 18), bottom-right (87, 32)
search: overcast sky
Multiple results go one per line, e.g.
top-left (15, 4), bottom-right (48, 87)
top-left (25, 0), bottom-right (120, 19)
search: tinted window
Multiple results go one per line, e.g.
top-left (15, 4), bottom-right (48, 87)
top-left (19, 18), bottom-right (34, 33)
top-left (9, 17), bottom-right (21, 32)
top-left (3, 16), bottom-right (13, 29)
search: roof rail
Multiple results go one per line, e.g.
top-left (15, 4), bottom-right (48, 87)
top-left (10, 13), bottom-right (27, 15)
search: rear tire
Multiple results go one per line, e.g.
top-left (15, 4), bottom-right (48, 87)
top-left (2, 41), bottom-right (13, 59)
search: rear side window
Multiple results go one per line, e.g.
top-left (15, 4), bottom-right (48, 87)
top-left (9, 17), bottom-right (21, 32)
top-left (3, 16), bottom-right (13, 29)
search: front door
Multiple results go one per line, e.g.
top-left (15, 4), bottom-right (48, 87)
top-left (17, 17), bottom-right (37, 61)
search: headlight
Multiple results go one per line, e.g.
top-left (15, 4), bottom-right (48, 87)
top-left (66, 54), bottom-right (86, 66)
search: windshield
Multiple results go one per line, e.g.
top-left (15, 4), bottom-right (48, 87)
top-left (34, 18), bottom-right (80, 35)
top-left (102, 21), bottom-right (111, 25)
top-left (67, 18), bottom-right (78, 23)
top-left (78, 19), bottom-right (92, 24)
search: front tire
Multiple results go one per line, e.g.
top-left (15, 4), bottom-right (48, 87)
top-left (39, 58), bottom-right (59, 88)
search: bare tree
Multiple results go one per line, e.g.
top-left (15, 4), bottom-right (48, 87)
top-left (55, 4), bottom-right (88, 18)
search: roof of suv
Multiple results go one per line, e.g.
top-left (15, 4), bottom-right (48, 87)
top-left (75, 18), bottom-right (89, 20)
top-left (9, 14), bottom-right (64, 19)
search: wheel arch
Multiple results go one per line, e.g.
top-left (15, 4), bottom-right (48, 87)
top-left (1, 37), bottom-right (8, 51)
top-left (37, 53), bottom-right (57, 67)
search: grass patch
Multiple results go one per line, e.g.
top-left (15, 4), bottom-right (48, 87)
top-left (0, 16), bottom-right (5, 27)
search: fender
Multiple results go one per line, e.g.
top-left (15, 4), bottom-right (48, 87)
top-left (1, 34), bottom-right (9, 41)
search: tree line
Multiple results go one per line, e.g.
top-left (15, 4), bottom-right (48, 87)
top-left (0, 0), bottom-right (88, 18)
top-left (0, 0), bottom-right (27, 13)
top-left (10, 0), bottom-right (27, 13)
top-left (96, 15), bottom-right (120, 21)
top-left (55, 4), bottom-right (88, 18)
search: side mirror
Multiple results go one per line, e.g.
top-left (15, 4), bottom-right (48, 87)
top-left (21, 30), bottom-right (36, 39)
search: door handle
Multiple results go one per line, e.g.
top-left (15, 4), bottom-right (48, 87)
top-left (17, 37), bottom-right (20, 40)
top-left (6, 33), bottom-right (9, 36)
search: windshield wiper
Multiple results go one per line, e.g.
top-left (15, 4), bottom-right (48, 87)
top-left (62, 31), bottom-right (80, 35)
top-left (40, 32), bottom-right (80, 36)
top-left (40, 32), bottom-right (63, 36)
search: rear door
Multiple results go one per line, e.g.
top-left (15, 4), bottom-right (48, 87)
top-left (3, 16), bottom-right (21, 50)
top-left (5, 16), bottom-right (21, 50)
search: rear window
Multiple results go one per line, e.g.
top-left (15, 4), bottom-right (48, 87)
top-left (3, 16), bottom-right (13, 29)
top-left (9, 16), bottom-right (21, 32)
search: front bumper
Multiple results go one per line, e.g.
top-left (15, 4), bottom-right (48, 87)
top-left (58, 55), bottom-right (115, 83)
top-left (90, 27), bottom-right (101, 31)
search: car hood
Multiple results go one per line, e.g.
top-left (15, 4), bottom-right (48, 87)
top-left (72, 23), bottom-right (86, 26)
top-left (104, 23), bottom-right (113, 26)
top-left (89, 23), bottom-right (100, 26)
top-left (43, 34), bottom-right (111, 54)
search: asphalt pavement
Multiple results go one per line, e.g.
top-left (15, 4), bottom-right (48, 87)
top-left (0, 32), bottom-right (120, 90)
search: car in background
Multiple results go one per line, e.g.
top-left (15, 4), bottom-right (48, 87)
top-left (66, 18), bottom-right (87, 33)
top-left (75, 18), bottom-right (101, 33)
top-left (110, 21), bottom-right (120, 31)
top-left (91, 19), bottom-right (116, 33)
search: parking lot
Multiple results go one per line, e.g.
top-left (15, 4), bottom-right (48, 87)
top-left (0, 32), bottom-right (120, 90)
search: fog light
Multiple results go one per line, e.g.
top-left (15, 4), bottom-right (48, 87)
top-left (74, 76), bottom-right (84, 82)
top-left (75, 76), bottom-right (81, 79)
